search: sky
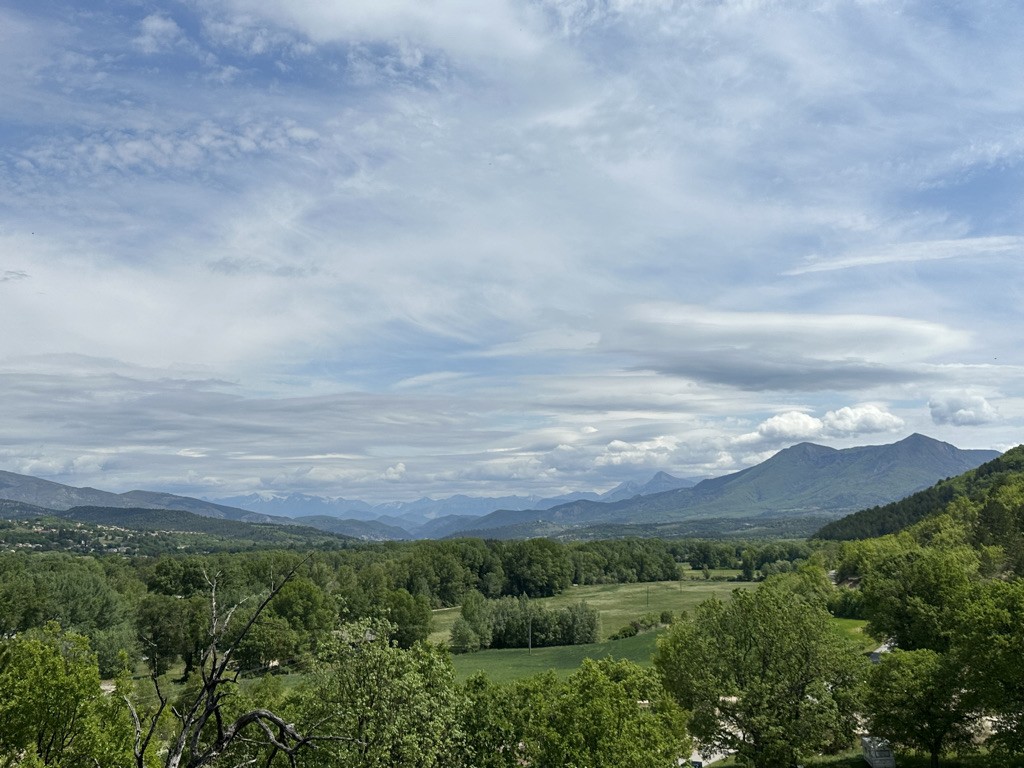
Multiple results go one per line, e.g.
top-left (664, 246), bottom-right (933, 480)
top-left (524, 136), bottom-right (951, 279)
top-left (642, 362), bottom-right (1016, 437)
top-left (1, 0), bottom-right (1022, 503)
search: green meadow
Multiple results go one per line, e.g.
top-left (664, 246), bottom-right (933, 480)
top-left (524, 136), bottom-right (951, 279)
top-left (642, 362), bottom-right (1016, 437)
top-left (429, 575), bottom-right (746, 645)
top-left (431, 577), bottom-right (875, 682)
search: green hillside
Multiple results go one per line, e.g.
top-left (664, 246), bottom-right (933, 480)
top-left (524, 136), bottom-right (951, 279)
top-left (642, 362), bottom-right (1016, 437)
top-left (4, 505), bottom-right (356, 554)
top-left (814, 444), bottom-right (1024, 545)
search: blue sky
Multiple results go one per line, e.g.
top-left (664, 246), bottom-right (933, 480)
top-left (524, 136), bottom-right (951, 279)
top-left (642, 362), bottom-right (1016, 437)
top-left (1, 0), bottom-right (1022, 502)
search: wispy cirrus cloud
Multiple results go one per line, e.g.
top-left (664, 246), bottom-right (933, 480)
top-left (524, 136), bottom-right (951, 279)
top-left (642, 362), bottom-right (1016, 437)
top-left (788, 236), bottom-right (1024, 275)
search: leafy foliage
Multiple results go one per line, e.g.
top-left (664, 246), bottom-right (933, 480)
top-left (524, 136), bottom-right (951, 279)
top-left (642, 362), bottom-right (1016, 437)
top-left (655, 574), bottom-right (866, 768)
top-left (452, 593), bottom-right (600, 652)
top-left (289, 619), bottom-right (462, 768)
top-left (459, 660), bottom-right (689, 768)
top-left (0, 624), bottom-right (134, 766)
top-left (867, 649), bottom-right (982, 768)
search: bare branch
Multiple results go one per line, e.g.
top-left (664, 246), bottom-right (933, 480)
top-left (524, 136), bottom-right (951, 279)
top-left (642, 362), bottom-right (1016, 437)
top-left (131, 554), bottom-right (317, 768)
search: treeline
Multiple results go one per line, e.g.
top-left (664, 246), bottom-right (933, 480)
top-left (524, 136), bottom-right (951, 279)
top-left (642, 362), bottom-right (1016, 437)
top-left (0, 564), bottom-right (872, 768)
top-left (0, 536), bottom-right (810, 676)
top-left (7, 532), bottom-right (1024, 768)
top-left (1, 563), bottom-right (921, 768)
top-left (0, 616), bottom-right (691, 768)
top-left (0, 508), bottom-right (357, 555)
top-left (450, 591), bottom-right (600, 653)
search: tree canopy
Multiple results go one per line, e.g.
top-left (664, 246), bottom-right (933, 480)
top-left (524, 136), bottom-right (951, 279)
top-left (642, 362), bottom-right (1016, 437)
top-left (654, 573), bottom-right (866, 768)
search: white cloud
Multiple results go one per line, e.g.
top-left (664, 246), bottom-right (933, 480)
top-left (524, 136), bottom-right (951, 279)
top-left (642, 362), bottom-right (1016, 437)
top-left (595, 436), bottom-right (680, 468)
top-left (211, 0), bottom-right (547, 62)
top-left (19, 119), bottom-right (320, 177)
top-left (134, 14), bottom-right (185, 54)
top-left (608, 304), bottom-right (968, 391)
top-left (735, 411), bottom-right (823, 445)
top-left (736, 404), bottom-right (905, 446)
top-left (382, 462), bottom-right (407, 481)
top-left (929, 395), bottom-right (999, 427)
top-left (823, 405), bottom-right (905, 434)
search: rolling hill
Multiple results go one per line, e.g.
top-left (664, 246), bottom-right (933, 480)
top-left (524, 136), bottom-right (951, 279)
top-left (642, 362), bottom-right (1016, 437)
top-left (0, 470), bottom-right (282, 523)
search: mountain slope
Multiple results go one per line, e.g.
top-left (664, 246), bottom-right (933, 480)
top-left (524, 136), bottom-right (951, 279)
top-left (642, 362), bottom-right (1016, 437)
top-left (445, 435), bottom-right (1000, 537)
top-left (291, 515), bottom-right (412, 540)
top-left (0, 471), bottom-right (272, 522)
top-left (813, 444), bottom-right (1024, 541)
top-left (59, 505), bottom-right (353, 545)
top-left (0, 498), bottom-right (56, 519)
top-left (215, 490), bottom-right (608, 524)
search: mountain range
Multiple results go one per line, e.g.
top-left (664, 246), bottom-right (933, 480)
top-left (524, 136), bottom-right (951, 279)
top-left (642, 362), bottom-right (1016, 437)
top-left (414, 434), bottom-right (1000, 539)
top-left (0, 434), bottom-right (1001, 540)
top-left (214, 471), bottom-right (698, 525)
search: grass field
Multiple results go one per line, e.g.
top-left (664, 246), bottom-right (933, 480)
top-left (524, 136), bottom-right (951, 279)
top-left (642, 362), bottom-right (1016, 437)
top-left (429, 576), bottom-right (751, 646)
top-left (435, 578), bottom-right (753, 681)
top-left (833, 616), bottom-right (877, 653)
top-left (451, 629), bottom-right (663, 682)
top-left (433, 578), bottom-right (877, 682)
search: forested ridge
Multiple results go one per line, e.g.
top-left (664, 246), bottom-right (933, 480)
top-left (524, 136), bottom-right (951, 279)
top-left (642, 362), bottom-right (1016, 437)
top-left (814, 444), bottom-right (1024, 544)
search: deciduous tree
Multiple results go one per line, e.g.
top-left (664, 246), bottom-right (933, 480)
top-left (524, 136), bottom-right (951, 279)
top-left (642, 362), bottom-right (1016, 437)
top-left (289, 619), bottom-right (460, 768)
top-left (867, 648), bottom-right (982, 768)
top-left (0, 623), bottom-right (134, 766)
top-left (654, 576), bottom-right (866, 768)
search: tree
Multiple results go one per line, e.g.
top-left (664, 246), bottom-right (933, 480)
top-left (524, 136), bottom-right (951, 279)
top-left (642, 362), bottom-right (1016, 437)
top-left (137, 593), bottom-right (185, 676)
top-left (458, 589), bottom-right (493, 647)
top-left (459, 661), bottom-right (688, 768)
top-left (654, 576), bottom-right (866, 768)
top-left (449, 616), bottom-right (481, 654)
top-left (383, 588), bottom-right (432, 648)
top-left (0, 623), bottom-right (134, 766)
top-left (289, 619), bottom-right (461, 768)
top-left (956, 578), bottom-right (1024, 759)
top-left (127, 560), bottom-right (317, 768)
top-left (531, 658), bottom-right (689, 768)
top-left (867, 649), bottom-right (982, 768)
top-left (459, 672), bottom-right (553, 768)
top-left (860, 545), bottom-right (979, 652)
top-left (501, 539), bottom-right (572, 597)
